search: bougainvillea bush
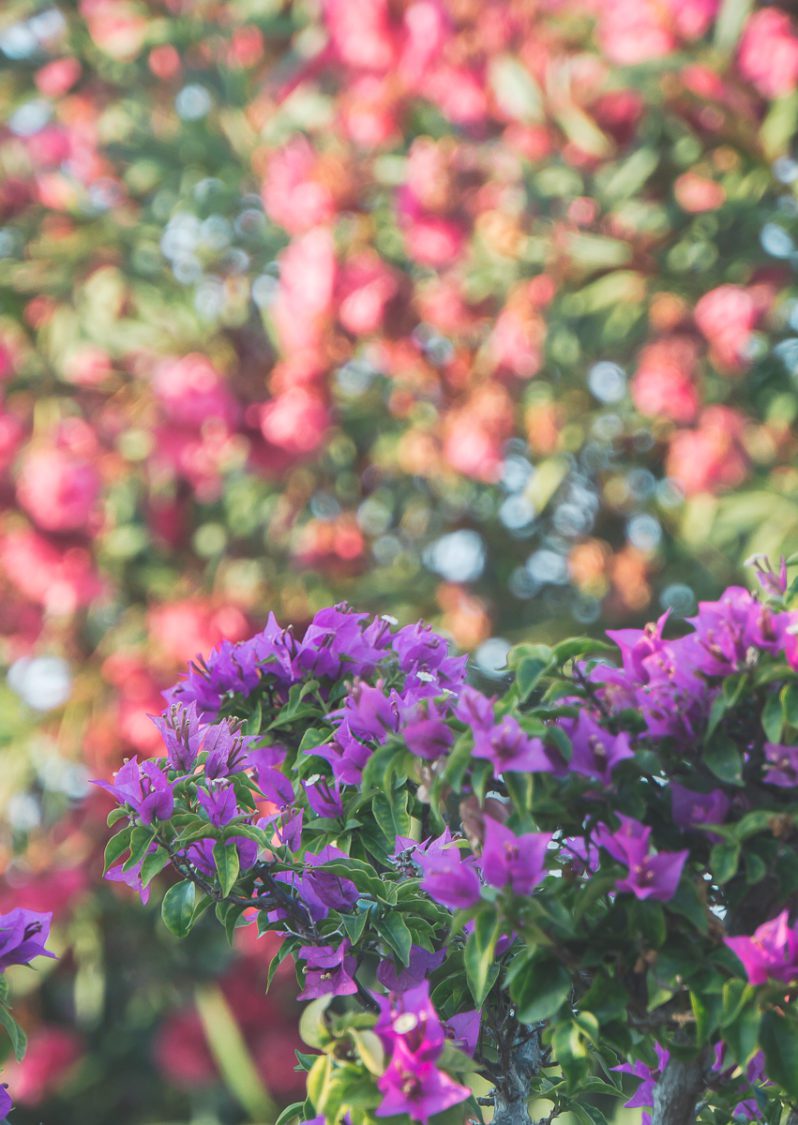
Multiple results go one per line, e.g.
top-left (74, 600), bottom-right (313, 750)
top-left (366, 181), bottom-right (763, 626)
top-left (101, 559), bottom-right (798, 1124)
top-left (8, 0), bottom-right (798, 1118)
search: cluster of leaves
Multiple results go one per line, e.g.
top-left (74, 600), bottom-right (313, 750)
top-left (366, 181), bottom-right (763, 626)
top-left (100, 561), bottom-right (798, 1124)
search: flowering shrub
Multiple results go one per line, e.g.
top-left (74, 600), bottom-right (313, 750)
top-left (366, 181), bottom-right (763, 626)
top-left (0, 908), bottom-right (54, 1118)
top-left (7, 1), bottom-right (798, 1118)
top-left (102, 560), bottom-right (798, 1124)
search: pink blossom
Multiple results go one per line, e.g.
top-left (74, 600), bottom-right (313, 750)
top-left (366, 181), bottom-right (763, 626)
top-left (17, 446), bottom-right (101, 533)
top-left (631, 336), bottom-right (700, 424)
top-left (272, 227), bottom-right (336, 361)
top-left (694, 285), bottom-right (760, 373)
top-left (666, 406), bottom-right (749, 497)
top-left (35, 58), bottom-right (82, 97)
top-left (0, 530), bottom-right (104, 613)
top-left (153, 354), bottom-right (238, 429)
top-left (258, 389), bottom-right (330, 457)
top-left (337, 253), bottom-right (400, 336)
top-left (725, 911), bottom-right (798, 985)
top-left (261, 138), bottom-right (337, 234)
top-left (4, 1027), bottom-right (82, 1105)
top-left (738, 9), bottom-right (798, 100)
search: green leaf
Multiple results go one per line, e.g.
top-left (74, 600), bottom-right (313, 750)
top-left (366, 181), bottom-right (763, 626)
top-left (350, 1029), bottom-right (385, 1077)
top-left (551, 637), bottom-right (615, 664)
top-left (714, 0), bottom-right (753, 51)
top-left (704, 734), bottom-right (743, 786)
top-left (342, 910), bottom-right (370, 946)
top-left (761, 90), bottom-right (798, 160)
top-left (464, 911), bottom-right (501, 1006)
top-left (213, 840), bottom-right (240, 896)
top-left (510, 956), bottom-right (571, 1023)
top-left (262, 938), bottom-right (292, 993)
top-left (377, 913), bottom-right (412, 966)
top-left (488, 55), bottom-right (543, 123)
top-left (762, 691), bottom-right (785, 744)
top-left (103, 827), bottom-right (132, 872)
top-left (514, 647), bottom-right (555, 701)
top-left (299, 995), bottom-right (333, 1051)
top-left (274, 1102), bottom-right (305, 1125)
top-left (760, 1009), bottom-right (798, 1098)
top-left (710, 842), bottom-right (740, 884)
top-left (372, 788), bottom-right (411, 844)
top-left (139, 846), bottom-right (171, 887)
top-left (161, 879), bottom-right (197, 938)
top-left (298, 726), bottom-right (332, 754)
top-left (106, 806), bottom-right (129, 827)
top-left (0, 1007), bottom-right (27, 1061)
top-left (122, 825), bottom-right (155, 871)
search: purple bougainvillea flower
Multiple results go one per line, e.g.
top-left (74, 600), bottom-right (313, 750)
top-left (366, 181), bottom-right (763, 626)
top-left (93, 757), bottom-right (174, 824)
top-left (337, 681), bottom-right (400, 744)
top-left (150, 700), bottom-right (203, 772)
top-left (725, 910), bottom-right (798, 985)
top-left (595, 816), bottom-right (687, 902)
top-left (303, 775), bottom-right (344, 818)
top-left (594, 815), bottom-right (651, 869)
top-left (0, 1083), bottom-right (12, 1118)
top-left (374, 982), bottom-right (445, 1061)
top-left (445, 1010), bottom-right (481, 1056)
top-left (297, 940), bottom-right (358, 1001)
top-left (478, 818), bottom-right (551, 896)
top-left (670, 784), bottom-right (730, 835)
top-left (453, 686), bottom-right (495, 731)
top-left (296, 604), bottom-right (386, 680)
top-left (616, 850), bottom-right (688, 902)
top-left (401, 699), bottom-right (454, 760)
top-left (613, 1043), bottom-right (670, 1118)
top-left (565, 711), bottom-right (634, 784)
top-left (472, 714), bottom-right (560, 777)
top-left (252, 760), bottom-right (296, 808)
top-left (202, 720), bottom-right (256, 779)
top-left (376, 1047), bottom-right (470, 1124)
top-left (763, 742), bottom-right (798, 788)
top-left (392, 621), bottom-right (468, 694)
top-left (0, 909), bottom-right (55, 970)
top-left (416, 836), bottom-right (480, 910)
top-left (301, 845), bottom-right (359, 917)
top-left (197, 779), bottom-right (238, 826)
top-left (308, 720), bottom-right (374, 785)
top-left (377, 946), bottom-right (446, 993)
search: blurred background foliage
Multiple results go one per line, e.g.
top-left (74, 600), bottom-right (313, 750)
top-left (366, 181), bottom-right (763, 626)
top-left (3, 0), bottom-right (798, 1120)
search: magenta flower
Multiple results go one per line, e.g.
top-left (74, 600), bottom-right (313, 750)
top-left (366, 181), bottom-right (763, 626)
top-left (202, 720), bottom-right (256, 779)
top-left (301, 845), bottom-right (360, 918)
top-left (303, 775), bottom-right (344, 818)
top-left (93, 757), bottom-right (174, 824)
top-left (565, 711), bottom-right (634, 784)
top-left (338, 681), bottom-right (399, 743)
top-left (472, 714), bottom-right (560, 776)
top-left (613, 1043), bottom-right (670, 1123)
top-left (376, 1050), bottom-right (470, 1124)
top-left (377, 946), bottom-right (446, 992)
top-left (478, 819), bottom-right (551, 896)
top-left (297, 940), bottom-right (358, 1001)
top-left (724, 911), bottom-right (798, 985)
top-left (763, 743), bottom-right (798, 788)
top-left (595, 816), bottom-right (687, 902)
top-left (0, 909), bottom-right (55, 970)
top-left (197, 780), bottom-right (238, 826)
top-left (374, 982), bottom-right (445, 1061)
top-left (0, 1083), bottom-right (11, 1118)
top-left (454, 686), bottom-right (495, 730)
top-left (151, 700), bottom-right (202, 772)
top-left (416, 836), bottom-right (480, 910)
top-left (445, 1010), bottom-right (481, 1056)
top-left (670, 784), bottom-right (730, 834)
top-left (401, 700), bottom-right (454, 760)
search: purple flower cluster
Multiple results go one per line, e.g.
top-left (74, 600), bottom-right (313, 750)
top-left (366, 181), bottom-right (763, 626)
top-left (595, 816), bottom-right (688, 902)
top-left (373, 983), bottom-right (475, 1124)
top-left (0, 908), bottom-right (55, 1118)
